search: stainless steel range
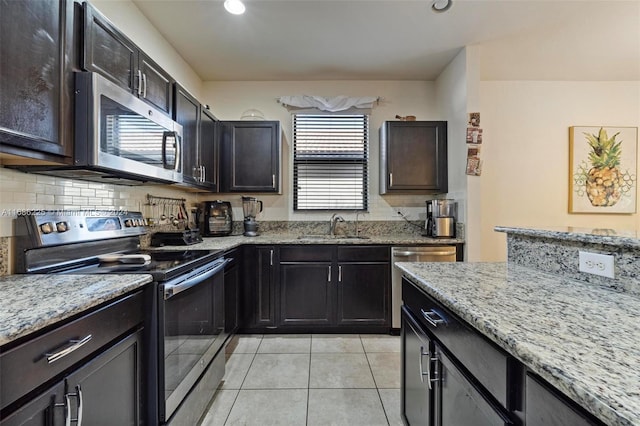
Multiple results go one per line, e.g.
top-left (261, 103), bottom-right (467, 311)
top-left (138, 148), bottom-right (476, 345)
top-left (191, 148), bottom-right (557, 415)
top-left (14, 210), bottom-right (229, 425)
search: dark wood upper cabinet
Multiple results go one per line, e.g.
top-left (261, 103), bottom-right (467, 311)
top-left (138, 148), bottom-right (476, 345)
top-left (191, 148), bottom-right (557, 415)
top-left (220, 121), bottom-right (280, 193)
top-left (380, 121), bottom-right (448, 194)
top-left (200, 108), bottom-right (218, 190)
top-left (138, 52), bottom-right (173, 116)
top-left (83, 2), bottom-right (173, 116)
top-left (174, 84), bottom-right (200, 186)
top-left (0, 0), bottom-right (76, 163)
top-left (173, 84), bottom-right (217, 191)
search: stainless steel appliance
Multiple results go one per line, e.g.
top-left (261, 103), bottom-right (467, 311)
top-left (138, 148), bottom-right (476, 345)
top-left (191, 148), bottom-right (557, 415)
top-left (14, 211), bottom-right (229, 425)
top-left (425, 200), bottom-right (457, 238)
top-left (242, 196), bottom-right (263, 237)
top-left (201, 201), bottom-right (233, 236)
top-left (391, 246), bottom-right (457, 330)
top-left (15, 72), bottom-right (183, 185)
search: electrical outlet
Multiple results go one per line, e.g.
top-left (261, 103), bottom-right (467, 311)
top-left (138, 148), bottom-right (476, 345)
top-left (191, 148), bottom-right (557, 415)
top-left (578, 251), bottom-right (615, 278)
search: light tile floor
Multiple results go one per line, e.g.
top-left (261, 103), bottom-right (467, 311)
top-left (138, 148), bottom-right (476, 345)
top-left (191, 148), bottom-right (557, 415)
top-left (200, 334), bottom-right (402, 426)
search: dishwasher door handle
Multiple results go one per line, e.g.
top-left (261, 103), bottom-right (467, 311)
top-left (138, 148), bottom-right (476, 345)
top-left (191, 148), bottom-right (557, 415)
top-left (394, 251), bottom-right (456, 257)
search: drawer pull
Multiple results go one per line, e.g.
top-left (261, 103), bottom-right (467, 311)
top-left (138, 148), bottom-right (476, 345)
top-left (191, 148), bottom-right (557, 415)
top-left (46, 335), bottom-right (93, 364)
top-left (421, 309), bottom-right (445, 327)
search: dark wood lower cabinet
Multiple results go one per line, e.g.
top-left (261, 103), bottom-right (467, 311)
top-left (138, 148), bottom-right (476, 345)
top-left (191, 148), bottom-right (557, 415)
top-left (249, 246), bottom-right (277, 328)
top-left (401, 307), bottom-right (433, 426)
top-left (0, 382), bottom-right (65, 426)
top-left (244, 245), bottom-right (390, 332)
top-left (280, 263), bottom-right (332, 326)
top-left (401, 277), bottom-right (606, 426)
top-left (436, 343), bottom-right (513, 426)
top-left (337, 263), bottom-right (389, 326)
top-left (525, 373), bottom-right (600, 426)
top-left (1, 330), bottom-right (143, 426)
top-left (224, 251), bottom-right (241, 334)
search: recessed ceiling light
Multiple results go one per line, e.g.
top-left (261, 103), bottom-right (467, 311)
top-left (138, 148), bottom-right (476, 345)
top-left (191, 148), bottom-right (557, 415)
top-left (224, 0), bottom-right (246, 15)
top-left (432, 0), bottom-right (452, 12)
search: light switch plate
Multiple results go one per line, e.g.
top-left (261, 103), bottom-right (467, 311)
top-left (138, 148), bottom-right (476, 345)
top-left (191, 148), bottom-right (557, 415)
top-left (578, 251), bottom-right (615, 278)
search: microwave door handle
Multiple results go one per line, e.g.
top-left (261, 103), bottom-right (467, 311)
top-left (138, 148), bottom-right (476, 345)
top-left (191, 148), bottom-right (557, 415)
top-left (164, 259), bottom-right (230, 300)
top-left (162, 131), bottom-right (181, 171)
top-left (162, 131), bottom-right (169, 169)
top-left (173, 132), bottom-right (181, 171)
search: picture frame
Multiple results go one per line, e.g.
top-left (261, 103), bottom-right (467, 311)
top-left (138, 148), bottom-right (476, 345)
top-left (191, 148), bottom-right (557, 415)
top-left (569, 126), bottom-right (637, 214)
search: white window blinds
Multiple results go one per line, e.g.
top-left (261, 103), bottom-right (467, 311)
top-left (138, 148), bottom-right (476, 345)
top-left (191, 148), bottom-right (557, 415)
top-left (293, 114), bottom-right (368, 211)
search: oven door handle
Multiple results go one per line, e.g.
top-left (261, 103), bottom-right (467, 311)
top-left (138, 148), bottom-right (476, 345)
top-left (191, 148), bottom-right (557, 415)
top-left (164, 258), bottom-right (230, 300)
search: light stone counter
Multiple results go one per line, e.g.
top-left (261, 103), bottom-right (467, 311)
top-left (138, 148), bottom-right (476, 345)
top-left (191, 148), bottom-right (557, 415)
top-left (396, 261), bottom-right (640, 426)
top-left (0, 274), bottom-right (153, 347)
top-left (151, 233), bottom-right (464, 252)
top-left (495, 226), bottom-right (640, 250)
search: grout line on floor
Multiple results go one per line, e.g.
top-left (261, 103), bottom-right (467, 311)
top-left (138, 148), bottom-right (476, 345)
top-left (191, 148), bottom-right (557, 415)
top-left (306, 334), bottom-right (313, 426)
top-left (222, 335), bottom-right (263, 426)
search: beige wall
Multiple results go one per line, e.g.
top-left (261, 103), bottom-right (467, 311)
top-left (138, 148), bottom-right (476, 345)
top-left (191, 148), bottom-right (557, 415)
top-left (475, 81), bottom-right (640, 261)
top-left (201, 80), bottom-right (445, 223)
top-left (91, 0), bottom-right (203, 98)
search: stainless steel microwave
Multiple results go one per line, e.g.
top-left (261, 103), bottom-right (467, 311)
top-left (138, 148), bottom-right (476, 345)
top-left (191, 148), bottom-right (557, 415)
top-left (15, 72), bottom-right (183, 185)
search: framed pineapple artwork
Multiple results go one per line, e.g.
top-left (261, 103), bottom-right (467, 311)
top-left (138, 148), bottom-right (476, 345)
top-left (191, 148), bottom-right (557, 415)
top-left (569, 126), bottom-right (637, 214)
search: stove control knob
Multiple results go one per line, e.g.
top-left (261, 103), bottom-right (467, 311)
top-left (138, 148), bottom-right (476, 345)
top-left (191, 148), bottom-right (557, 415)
top-left (133, 219), bottom-right (140, 226)
top-left (124, 219), bottom-right (133, 227)
top-left (40, 222), bottom-right (54, 234)
top-left (56, 222), bottom-right (69, 232)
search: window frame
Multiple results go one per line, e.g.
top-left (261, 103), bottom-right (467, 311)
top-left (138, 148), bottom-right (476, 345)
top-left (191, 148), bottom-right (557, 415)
top-left (292, 113), bottom-right (369, 212)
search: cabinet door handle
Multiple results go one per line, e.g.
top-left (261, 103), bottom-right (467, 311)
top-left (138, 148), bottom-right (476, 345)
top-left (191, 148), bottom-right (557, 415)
top-left (328, 266), bottom-right (332, 282)
top-left (272, 174), bottom-right (276, 188)
top-left (201, 165), bottom-right (206, 183)
top-left (70, 385), bottom-right (83, 426)
top-left (389, 173), bottom-right (393, 187)
top-left (142, 72), bottom-right (147, 98)
top-left (419, 345), bottom-right (429, 386)
top-left (270, 249), bottom-right (274, 266)
top-left (137, 69), bottom-right (142, 96)
top-left (338, 265), bottom-right (342, 282)
top-left (421, 309), bottom-right (445, 327)
top-left (46, 335), bottom-right (92, 364)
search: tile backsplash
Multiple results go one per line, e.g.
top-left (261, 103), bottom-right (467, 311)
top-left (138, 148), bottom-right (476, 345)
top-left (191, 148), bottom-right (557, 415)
top-left (0, 167), bottom-right (199, 238)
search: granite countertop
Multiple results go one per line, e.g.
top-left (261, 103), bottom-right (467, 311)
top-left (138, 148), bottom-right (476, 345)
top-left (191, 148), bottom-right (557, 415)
top-left (396, 262), bottom-right (640, 426)
top-left (0, 274), bottom-right (153, 347)
top-left (152, 233), bottom-right (464, 251)
top-left (495, 226), bottom-right (640, 249)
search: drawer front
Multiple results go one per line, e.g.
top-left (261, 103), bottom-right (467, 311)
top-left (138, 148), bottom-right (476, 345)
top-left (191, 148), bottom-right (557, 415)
top-left (337, 246), bottom-right (390, 262)
top-left (402, 278), bottom-right (510, 408)
top-left (0, 290), bottom-right (145, 411)
top-left (280, 246), bottom-right (333, 262)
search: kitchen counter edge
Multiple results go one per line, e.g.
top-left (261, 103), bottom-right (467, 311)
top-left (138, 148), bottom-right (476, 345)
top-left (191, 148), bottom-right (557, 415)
top-left (396, 261), bottom-right (640, 426)
top-left (0, 274), bottom-right (153, 347)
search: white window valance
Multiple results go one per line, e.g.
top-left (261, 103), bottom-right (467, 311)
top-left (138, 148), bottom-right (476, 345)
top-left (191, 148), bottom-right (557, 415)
top-left (277, 95), bottom-right (379, 113)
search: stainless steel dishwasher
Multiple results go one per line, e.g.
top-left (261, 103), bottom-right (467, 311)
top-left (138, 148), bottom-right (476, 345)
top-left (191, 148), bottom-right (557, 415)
top-left (391, 246), bottom-right (457, 329)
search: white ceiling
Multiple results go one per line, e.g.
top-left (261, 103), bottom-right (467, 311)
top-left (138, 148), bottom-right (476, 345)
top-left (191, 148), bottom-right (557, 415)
top-left (132, 0), bottom-right (640, 81)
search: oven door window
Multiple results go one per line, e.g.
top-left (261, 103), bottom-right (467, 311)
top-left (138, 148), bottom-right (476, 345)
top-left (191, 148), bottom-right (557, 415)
top-left (162, 271), bottom-right (224, 418)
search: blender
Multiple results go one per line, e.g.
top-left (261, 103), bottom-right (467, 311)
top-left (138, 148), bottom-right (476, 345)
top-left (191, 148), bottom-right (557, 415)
top-left (242, 196), bottom-right (263, 237)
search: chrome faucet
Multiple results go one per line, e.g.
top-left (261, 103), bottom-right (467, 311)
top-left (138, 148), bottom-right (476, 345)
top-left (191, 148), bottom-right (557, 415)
top-left (329, 213), bottom-right (345, 236)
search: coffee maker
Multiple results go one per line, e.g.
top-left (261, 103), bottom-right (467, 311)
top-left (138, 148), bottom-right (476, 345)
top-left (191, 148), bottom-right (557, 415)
top-left (425, 199), bottom-right (457, 238)
top-left (242, 196), bottom-right (263, 237)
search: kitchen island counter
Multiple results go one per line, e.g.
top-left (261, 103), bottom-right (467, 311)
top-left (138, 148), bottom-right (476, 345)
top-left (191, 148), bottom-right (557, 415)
top-left (0, 274), bottom-right (153, 347)
top-left (396, 261), bottom-right (640, 426)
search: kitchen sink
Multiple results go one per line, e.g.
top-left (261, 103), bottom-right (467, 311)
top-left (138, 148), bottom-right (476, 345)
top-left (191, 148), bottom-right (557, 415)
top-left (296, 235), bottom-right (370, 240)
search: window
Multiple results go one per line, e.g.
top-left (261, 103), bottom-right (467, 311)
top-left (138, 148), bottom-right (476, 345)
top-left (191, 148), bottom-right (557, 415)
top-left (293, 114), bottom-right (368, 211)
